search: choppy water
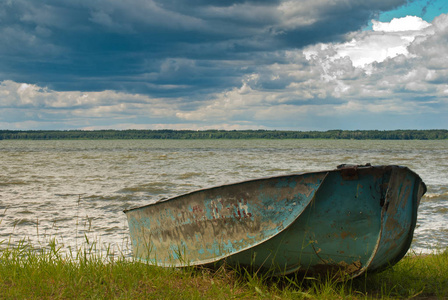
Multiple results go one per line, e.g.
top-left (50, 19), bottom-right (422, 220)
top-left (1, 139), bottom-right (447, 255)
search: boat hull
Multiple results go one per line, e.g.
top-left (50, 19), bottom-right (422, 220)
top-left (124, 165), bottom-right (426, 278)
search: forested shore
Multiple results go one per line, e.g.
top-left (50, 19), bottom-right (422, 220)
top-left (0, 129), bottom-right (447, 140)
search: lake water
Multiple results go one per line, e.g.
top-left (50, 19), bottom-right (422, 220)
top-left (1, 139), bottom-right (447, 256)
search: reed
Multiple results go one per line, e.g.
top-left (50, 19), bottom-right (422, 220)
top-left (1, 236), bottom-right (447, 299)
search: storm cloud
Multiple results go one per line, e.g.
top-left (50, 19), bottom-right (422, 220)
top-left (0, 0), bottom-right (406, 94)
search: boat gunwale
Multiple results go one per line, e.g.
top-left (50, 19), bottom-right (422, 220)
top-left (123, 164), bottom-right (425, 214)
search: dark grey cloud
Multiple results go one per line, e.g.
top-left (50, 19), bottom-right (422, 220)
top-left (0, 0), bottom-right (406, 98)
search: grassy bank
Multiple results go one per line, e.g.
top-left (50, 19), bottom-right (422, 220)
top-left (1, 240), bottom-right (447, 299)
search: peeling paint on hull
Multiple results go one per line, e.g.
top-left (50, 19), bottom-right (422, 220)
top-left (124, 165), bottom-right (426, 278)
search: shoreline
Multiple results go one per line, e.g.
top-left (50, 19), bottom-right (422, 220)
top-left (1, 129), bottom-right (448, 140)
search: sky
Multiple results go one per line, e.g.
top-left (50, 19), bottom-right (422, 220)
top-left (1, 0), bottom-right (448, 131)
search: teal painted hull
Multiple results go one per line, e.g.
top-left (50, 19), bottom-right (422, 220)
top-left (124, 165), bottom-right (426, 278)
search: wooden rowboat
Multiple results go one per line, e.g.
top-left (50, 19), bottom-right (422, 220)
top-left (124, 164), bottom-right (426, 278)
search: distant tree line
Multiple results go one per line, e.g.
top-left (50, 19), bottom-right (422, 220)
top-left (0, 129), bottom-right (447, 140)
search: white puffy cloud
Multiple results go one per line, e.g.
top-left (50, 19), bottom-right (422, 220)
top-left (372, 15), bottom-right (431, 32)
top-left (304, 15), bottom-right (434, 67)
top-left (0, 80), bottom-right (178, 128)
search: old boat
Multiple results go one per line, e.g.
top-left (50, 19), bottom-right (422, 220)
top-left (124, 165), bottom-right (426, 278)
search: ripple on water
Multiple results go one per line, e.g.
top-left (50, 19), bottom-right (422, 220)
top-left (13, 218), bottom-right (38, 227)
top-left (434, 207), bottom-right (448, 214)
top-left (422, 190), bottom-right (448, 202)
top-left (117, 182), bottom-right (176, 195)
top-left (177, 172), bottom-right (202, 179)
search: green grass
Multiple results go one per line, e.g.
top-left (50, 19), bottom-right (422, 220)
top-left (1, 239), bottom-right (447, 299)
